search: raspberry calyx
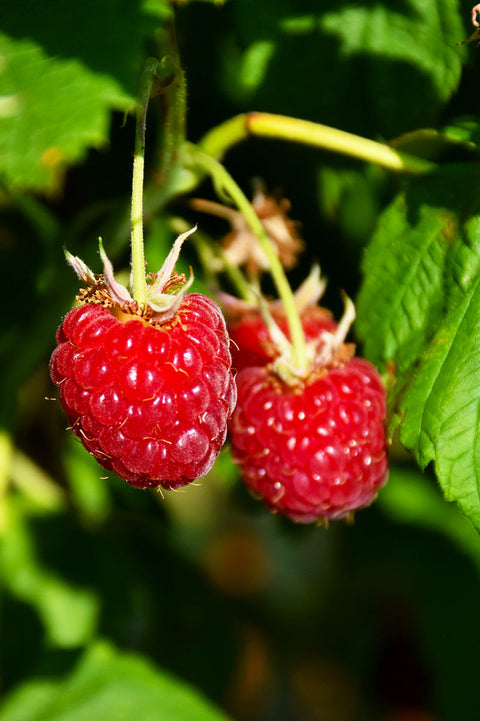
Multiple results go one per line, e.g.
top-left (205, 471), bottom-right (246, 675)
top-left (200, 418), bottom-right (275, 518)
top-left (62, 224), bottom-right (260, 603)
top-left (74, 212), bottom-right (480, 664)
top-left (67, 227), bottom-right (197, 325)
top-left (222, 265), bottom-right (339, 374)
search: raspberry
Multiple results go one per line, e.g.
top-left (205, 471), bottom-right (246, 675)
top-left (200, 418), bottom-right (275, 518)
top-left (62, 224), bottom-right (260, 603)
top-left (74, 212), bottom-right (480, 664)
top-left (229, 356), bottom-right (388, 523)
top-left (228, 305), bottom-right (337, 372)
top-left (51, 295), bottom-right (236, 490)
top-left (50, 230), bottom-right (236, 491)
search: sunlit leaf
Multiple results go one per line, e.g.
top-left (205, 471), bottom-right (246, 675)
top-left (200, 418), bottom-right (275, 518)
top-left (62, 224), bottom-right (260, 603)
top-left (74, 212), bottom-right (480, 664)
top-left (0, 641), bottom-right (234, 721)
top-left (219, 0), bottom-right (465, 137)
top-left (0, 0), bottom-right (170, 191)
top-left (356, 163), bottom-right (480, 528)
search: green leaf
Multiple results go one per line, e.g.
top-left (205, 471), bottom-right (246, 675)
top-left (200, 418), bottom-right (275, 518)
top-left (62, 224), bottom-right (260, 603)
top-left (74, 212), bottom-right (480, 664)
top-left (0, 641), bottom-right (234, 721)
top-left (356, 163), bottom-right (480, 528)
top-left (390, 118), bottom-right (480, 162)
top-left (0, 0), bottom-right (169, 191)
top-left (440, 117), bottom-right (480, 151)
top-left (0, 34), bottom-right (131, 191)
top-left (398, 275), bottom-right (480, 521)
top-left (0, 497), bottom-right (99, 647)
top-left (220, 0), bottom-right (465, 137)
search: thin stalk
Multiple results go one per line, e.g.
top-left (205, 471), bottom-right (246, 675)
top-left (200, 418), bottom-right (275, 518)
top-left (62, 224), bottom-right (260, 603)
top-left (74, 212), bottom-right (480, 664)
top-left (186, 143), bottom-right (308, 371)
top-left (131, 59), bottom-right (159, 307)
top-left (199, 112), bottom-right (436, 174)
top-left (157, 17), bottom-right (188, 184)
top-left (218, 249), bottom-right (258, 304)
top-left (199, 115), bottom-right (249, 161)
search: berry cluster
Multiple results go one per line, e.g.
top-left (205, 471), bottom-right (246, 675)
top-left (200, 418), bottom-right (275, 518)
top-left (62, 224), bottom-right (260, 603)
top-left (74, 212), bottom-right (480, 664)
top-left (50, 226), bottom-right (388, 521)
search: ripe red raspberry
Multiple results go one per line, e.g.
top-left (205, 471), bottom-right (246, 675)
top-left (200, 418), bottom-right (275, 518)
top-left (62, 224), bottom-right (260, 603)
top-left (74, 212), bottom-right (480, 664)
top-left (50, 295), bottom-right (236, 490)
top-left (228, 305), bottom-right (337, 372)
top-left (229, 352), bottom-right (388, 524)
top-left (50, 230), bottom-right (236, 490)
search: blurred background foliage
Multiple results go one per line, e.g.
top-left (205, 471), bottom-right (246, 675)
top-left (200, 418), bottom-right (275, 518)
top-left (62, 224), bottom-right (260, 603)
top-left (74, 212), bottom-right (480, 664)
top-left (2, 0), bottom-right (480, 719)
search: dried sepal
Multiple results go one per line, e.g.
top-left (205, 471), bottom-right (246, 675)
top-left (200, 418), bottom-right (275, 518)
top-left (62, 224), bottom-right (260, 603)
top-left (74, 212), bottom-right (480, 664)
top-left (65, 249), bottom-right (97, 285)
top-left (191, 184), bottom-right (304, 278)
top-left (218, 264), bottom-right (327, 320)
top-left (222, 185), bottom-right (304, 276)
top-left (142, 227), bottom-right (196, 298)
top-left (99, 239), bottom-right (133, 305)
top-left (313, 294), bottom-right (356, 368)
top-left (64, 228), bottom-right (197, 326)
top-left (291, 264), bottom-right (326, 312)
top-left (147, 272), bottom-right (195, 322)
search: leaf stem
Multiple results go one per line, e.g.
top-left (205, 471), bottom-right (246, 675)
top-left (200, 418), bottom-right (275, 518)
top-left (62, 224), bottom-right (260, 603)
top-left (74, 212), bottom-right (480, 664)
top-left (186, 143), bottom-right (308, 370)
top-left (131, 58), bottom-right (159, 307)
top-left (199, 112), bottom-right (436, 174)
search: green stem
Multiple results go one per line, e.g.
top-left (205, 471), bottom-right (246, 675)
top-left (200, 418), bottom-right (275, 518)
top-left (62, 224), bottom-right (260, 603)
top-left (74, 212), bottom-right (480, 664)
top-left (199, 112), bottom-right (436, 174)
top-left (218, 250), bottom-right (258, 304)
top-left (156, 17), bottom-right (188, 187)
top-left (131, 58), bottom-right (159, 307)
top-left (186, 143), bottom-right (307, 370)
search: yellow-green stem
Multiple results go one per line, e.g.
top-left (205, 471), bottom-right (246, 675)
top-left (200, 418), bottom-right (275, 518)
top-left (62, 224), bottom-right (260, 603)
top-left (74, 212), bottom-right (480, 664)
top-left (186, 143), bottom-right (308, 370)
top-left (131, 59), bottom-right (159, 307)
top-left (199, 112), bottom-right (436, 174)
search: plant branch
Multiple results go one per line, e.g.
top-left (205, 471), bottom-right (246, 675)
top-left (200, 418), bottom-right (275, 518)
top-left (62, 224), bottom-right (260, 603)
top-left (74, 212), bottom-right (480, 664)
top-left (199, 112), bottom-right (436, 174)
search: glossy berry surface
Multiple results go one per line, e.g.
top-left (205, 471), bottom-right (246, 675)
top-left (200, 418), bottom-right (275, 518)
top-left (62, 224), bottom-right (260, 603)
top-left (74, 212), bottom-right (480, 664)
top-left (228, 306), bottom-right (337, 372)
top-left (50, 294), bottom-right (236, 490)
top-left (229, 358), bottom-right (388, 523)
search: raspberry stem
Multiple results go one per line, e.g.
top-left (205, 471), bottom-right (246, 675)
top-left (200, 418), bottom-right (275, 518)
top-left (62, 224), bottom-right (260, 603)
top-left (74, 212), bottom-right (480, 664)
top-left (186, 143), bottom-right (308, 372)
top-left (198, 112), bottom-right (435, 175)
top-left (131, 58), bottom-right (159, 308)
top-left (157, 17), bottom-right (187, 193)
